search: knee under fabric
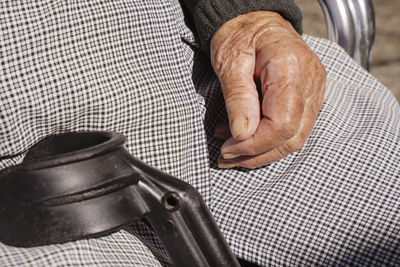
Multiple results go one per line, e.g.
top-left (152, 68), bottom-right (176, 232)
top-left (0, 131), bottom-right (239, 267)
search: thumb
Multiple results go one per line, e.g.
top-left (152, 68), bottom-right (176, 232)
top-left (218, 54), bottom-right (260, 141)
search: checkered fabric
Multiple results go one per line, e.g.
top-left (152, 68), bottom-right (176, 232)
top-left (1, 0), bottom-right (399, 266)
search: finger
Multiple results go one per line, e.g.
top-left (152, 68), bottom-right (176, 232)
top-left (218, 96), bottom-right (321, 169)
top-left (218, 146), bottom-right (285, 169)
top-left (220, 116), bottom-right (286, 159)
top-left (221, 58), bottom-right (304, 158)
top-left (217, 52), bottom-right (261, 141)
top-left (218, 140), bottom-right (297, 169)
top-left (218, 127), bottom-right (307, 168)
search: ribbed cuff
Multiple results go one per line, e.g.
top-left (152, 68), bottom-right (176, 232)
top-left (182, 0), bottom-right (303, 55)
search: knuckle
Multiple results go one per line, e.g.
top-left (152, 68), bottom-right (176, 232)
top-left (286, 139), bottom-right (304, 153)
top-left (242, 139), bottom-right (259, 156)
top-left (224, 90), bottom-right (257, 109)
top-left (296, 48), bottom-right (313, 62)
top-left (298, 129), bottom-right (310, 143)
top-left (274, 118), bottom-right (298, 140)
top-left (273, 52), bottom-right (299, 68)
top-left (276, 146), bottom-right (290, 158)
top-left (240, 158), bottom-right (262, 169)
top-left (248, 137), bottom-right (260, 152)
top-left (224, 88), bottom-right (246, 101)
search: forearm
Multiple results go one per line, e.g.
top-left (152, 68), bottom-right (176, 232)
top-left (180, 0), bottom-right (303, 54)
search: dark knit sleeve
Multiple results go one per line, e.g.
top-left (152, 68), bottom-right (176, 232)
top-left (181, 0), bottom-right (303, 54)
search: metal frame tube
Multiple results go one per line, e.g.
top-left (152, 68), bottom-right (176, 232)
top-left (318, 0), bottom-right (375, 70)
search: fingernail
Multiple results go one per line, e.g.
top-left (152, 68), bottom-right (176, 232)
top-left (222, 153), bottom-right (239, 159)
top-left (218, 162), bottom-right (237, 169)
top-left (231, 116), bottom-right (248, 139)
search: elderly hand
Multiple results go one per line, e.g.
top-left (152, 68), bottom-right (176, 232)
top-left (211, 11), bottom-right (326, 169)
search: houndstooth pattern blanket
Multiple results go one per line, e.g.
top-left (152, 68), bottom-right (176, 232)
top-left (1, 1), bottom-right (399, 266)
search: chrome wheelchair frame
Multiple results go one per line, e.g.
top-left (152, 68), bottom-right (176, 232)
top-left (318, 0), bottom-right (375, 70)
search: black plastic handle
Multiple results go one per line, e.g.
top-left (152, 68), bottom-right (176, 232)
top-left (0, 132), bottom-right (240, 267)
top-left (126, 154), bottom-right (239, 266)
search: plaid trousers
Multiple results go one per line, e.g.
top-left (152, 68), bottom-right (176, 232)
top-left (1, 0), bottom-right (399, 266)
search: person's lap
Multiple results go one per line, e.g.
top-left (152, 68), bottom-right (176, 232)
top-left (202, 36), bottom-right (400, 265)
top-left (1, 1), bottom-right (399, 266)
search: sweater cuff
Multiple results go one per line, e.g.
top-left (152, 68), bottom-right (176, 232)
top-left (184, 0), bottom-right (303, 55)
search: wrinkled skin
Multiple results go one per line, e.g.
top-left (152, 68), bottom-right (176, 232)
top-left (211, 11), bottom-right (326, 169)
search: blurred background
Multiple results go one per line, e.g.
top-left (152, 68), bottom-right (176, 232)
top-left (297, 0), bottom-right (400, 102)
